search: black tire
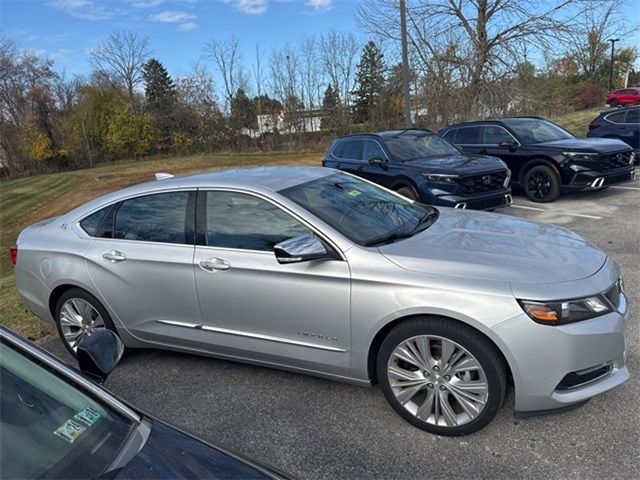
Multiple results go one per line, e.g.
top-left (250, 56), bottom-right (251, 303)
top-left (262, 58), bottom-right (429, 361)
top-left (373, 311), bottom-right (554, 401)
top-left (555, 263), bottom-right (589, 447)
top-left (609, 99), bottom-right (618, 107)
top-left (396, 185), bottom-right (418, 201)
top-left (377, 317), bottom-right (507, 436)
top-left (522, 164), bottom-right (561, 203)
top-left (55, 288), bottom-right (117, 357)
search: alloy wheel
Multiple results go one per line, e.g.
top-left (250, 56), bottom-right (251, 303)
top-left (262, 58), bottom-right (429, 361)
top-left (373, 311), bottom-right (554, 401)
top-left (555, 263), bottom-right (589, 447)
top-left (59, 298), bottom-right (105, 352)
top-left (527, 171), bottom-right (552, 199)
top-left (386, 335), bottom-right (489, 427)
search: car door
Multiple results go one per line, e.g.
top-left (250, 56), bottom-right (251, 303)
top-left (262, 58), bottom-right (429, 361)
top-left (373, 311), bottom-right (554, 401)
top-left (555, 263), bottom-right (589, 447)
top-left (479, 125), bottom-right (522, 178)
top-left (360, 138), bottom-right (393, 187)
top-left (83, 190), bottom-right (201, 343)
top-left (333, 139), bottom-right (365, 177)
top-left (448, 126), bottom-right (483, 155)
top-left (192, 190), bottom-right (351, 375)
top-left (622, 108), bottom-right (640, 149)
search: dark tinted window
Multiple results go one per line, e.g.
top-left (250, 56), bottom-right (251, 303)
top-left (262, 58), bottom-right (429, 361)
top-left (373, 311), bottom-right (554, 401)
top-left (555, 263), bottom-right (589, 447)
top-left (482, 126), bottom-right (515, 144)
top-left (441, 130), bottom-right (456, 141)
top-left (337, 139), bottom-right (363, 160)
top-left (455, 127), bottom-right (481, 144)
top-left (206, 192), bottom-right (310, 251)
top-left (363, 139), bottom-right (387, 162)
top-left (607, 111), bottom-right (626, 123)
top-left (625, 109), bottom-right (639, 124)
top-left (504, 119), bottom-right (573, 144)
top-left (114, 192), bottom-right (190, 244)
top-left (79, 208), bottom-right (109, 237)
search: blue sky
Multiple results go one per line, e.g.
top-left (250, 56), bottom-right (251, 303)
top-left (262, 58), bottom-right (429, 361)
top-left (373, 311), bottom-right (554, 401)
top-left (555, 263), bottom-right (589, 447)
top-left (1, 0), bottom-right (359, 77)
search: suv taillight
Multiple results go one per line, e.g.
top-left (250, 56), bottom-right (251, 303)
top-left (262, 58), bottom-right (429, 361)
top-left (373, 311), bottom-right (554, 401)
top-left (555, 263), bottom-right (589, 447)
top-left (9, 245), bottom-right (17, 265)
top-left (588, 122), bottom-right (598, 130)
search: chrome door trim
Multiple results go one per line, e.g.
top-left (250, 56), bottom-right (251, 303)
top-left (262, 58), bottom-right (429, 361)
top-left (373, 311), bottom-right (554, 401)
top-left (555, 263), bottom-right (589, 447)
top-left (156, 319), bottom-right (346, 352)
top-left (0, 329), bottom-right (141, 422)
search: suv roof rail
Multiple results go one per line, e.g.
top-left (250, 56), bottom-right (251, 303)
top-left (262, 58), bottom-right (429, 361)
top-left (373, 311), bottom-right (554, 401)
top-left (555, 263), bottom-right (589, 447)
top-left (155, 172), bottom-right (174, 180)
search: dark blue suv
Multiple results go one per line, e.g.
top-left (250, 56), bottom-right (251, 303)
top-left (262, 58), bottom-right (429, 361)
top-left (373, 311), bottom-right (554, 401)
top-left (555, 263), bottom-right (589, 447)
top-left (587, 106), bottom-right (639, 162)
top-left (323, 129), bottom-right (512, 210)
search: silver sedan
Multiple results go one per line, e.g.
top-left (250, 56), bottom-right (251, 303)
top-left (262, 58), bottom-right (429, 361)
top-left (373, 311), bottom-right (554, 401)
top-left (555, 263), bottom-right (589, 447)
top-left (13, 166), bottom-right (629, 435)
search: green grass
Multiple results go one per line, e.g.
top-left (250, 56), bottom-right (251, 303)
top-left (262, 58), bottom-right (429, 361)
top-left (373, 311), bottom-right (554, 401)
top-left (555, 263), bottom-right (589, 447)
top-left (0, 151), bottom-right (322, 340)
top-left (552, 107), bottom-right (603, 137)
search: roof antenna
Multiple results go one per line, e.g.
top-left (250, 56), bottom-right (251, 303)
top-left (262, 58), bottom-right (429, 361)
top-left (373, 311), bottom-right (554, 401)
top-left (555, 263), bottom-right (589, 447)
top-left (155, 172), bottom-right (174, 181)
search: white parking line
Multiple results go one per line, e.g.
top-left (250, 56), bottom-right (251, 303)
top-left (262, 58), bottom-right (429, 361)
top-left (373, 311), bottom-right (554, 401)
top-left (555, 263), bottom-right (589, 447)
top-left (610, 185), bottom-right (640, 191)
top-left (510, 204), bottom-right (544, 212)
top-left (511, 204), bottom-right (602, 220)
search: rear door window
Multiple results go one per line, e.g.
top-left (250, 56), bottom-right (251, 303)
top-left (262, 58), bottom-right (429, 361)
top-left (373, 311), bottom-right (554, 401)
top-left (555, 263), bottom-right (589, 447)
top-left (362, 140), bottom-right (387, 162)
top-left (337, 139), bottom-right (364, 160)
top-left (482, 126), bottom-right (515, 145)
top-left (113, 192), bottom-right (191, 244)
top-left (625, 109), bottom-right (639, 124)
top-left (455, 127), bottom-right (482, 145)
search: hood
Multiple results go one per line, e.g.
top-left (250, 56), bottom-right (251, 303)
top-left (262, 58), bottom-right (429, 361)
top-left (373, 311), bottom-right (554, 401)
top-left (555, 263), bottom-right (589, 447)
top-left (109, 422), bottom-right (277, 479)
top-left (378, 208), bottom-right (606, 284)
top-left (534, 137), bottom-right (630, 153)
top-left (402, 154), bottom-right (507, 175)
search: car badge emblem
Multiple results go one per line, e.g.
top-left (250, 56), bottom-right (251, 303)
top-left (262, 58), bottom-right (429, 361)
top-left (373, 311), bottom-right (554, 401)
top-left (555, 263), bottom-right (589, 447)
top-left (482, 175), bottom-right (492, 185)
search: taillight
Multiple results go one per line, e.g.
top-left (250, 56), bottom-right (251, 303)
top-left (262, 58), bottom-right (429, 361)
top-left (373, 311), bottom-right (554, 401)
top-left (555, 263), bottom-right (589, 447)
top-left (9, 245), bottom-right (17, 265)
top-left (588, 122), bottom-right (598, 130)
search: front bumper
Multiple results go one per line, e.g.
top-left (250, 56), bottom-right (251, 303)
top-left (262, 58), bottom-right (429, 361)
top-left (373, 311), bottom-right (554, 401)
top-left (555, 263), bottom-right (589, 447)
top-left (428, 189), bottom-right (513, 211)
top-left (562, 166), bottom-right (635, 191)
top-left (493, 282), bottom-right (629, 412)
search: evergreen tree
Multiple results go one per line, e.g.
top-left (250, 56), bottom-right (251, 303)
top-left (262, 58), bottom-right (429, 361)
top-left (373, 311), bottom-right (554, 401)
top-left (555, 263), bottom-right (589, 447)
top-left (230, 88), bottom-right (257, 131)
top-left (142, 58), bottom-right (176, 152)
top-left (352, 41), bottom-right (385, 125)
top-left (320, 84), bottom-right (340, 130)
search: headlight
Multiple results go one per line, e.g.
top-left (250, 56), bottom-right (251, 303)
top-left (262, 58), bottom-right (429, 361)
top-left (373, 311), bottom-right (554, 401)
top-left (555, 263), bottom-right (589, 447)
top-left (629, 152), bottom-right (636, 165)
top-left (563, 152), bottom-right (598, 162)
top-left (423, 173), bottom-right (459, 183)
top-left (503, 169), bottom-right (512, 188)
top-left (518, 296), bottom-right (612, 325)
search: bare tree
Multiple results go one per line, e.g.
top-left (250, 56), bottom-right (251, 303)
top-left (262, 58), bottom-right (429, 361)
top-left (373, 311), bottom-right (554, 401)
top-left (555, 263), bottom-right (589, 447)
top-left (358, 0), bottom-right (577, 117)
top-left (252, 44), bottom-right (265, 116)
top-left (319, 31), bottom-right (360, 107)
top-left (90, 30), bottom-right (150, 104)
top-left (205, 36), bottom-right (245, 110)
top-left (299, 35), bottom-right (322, 110)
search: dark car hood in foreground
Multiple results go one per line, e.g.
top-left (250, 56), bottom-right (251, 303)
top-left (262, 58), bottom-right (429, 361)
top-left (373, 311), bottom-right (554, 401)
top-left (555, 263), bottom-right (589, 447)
top-left (379, 208), bottom-right (606, 284)
top-left (402, 154), bottom-right (507, 175)
top-left (531, 137), bottom-right (631, 153)
top-left (107, 422), bottom-right (279, 480)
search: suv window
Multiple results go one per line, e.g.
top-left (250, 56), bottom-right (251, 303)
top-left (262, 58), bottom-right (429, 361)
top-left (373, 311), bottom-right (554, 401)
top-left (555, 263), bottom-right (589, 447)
top-left (114, 192), bottom-right (190, 244)
top-left (80, 207), bottom-right (109, 237)
top-left (607, 111), bottom-right (626, 123)
top-left (455, 127), bottom-right (481, 144)
top-left (363, 139), bottom-right (387, 162)
top-left (205, 192), bottom-right (310, 251)
top-left (337, 139), bottom-right (363, 160)
top-left (482, 126), bottom-right (514, 144)
top-left (625, 108), bottom-right (639, 124)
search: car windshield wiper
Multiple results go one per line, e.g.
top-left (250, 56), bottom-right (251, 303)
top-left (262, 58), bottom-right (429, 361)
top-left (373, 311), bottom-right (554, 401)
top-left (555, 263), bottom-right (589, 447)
top-left (365, 209), bottom-right (439, 247)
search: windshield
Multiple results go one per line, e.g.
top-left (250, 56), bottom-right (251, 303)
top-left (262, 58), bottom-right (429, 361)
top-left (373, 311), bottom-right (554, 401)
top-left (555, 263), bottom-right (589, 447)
top-left (279, 173), bottom-right (438, 246)
top-left (385, 133), bottom-right (461, 161)
top-left (0, 340), bottom-right (135, 479)
top-left (504, 119), bottom-right (574, 144)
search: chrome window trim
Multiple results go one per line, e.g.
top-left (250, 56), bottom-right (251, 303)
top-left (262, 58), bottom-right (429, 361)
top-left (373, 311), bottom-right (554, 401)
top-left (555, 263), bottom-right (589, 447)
top-left (0, 329), bottom-right (141, 423)
top-left (156, 320), bottom-right (346, 352)
top-left (198, 187), bottom-right (347, 261)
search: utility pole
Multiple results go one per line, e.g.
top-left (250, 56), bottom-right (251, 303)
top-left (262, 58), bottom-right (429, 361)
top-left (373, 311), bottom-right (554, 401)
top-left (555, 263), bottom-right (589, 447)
top-left (400, 0), bottom-right (411, 128)
top-left (608, 38), bottom-right (619, 92)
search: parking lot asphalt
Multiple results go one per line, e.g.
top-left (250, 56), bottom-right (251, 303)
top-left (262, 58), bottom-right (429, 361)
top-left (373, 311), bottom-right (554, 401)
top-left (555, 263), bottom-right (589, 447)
top-left (42, 179), bottom-right (640, 480)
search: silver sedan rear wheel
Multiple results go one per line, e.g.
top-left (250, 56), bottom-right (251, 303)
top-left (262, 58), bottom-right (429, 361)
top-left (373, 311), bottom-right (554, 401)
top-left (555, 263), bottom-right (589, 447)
top-left (387, 335), bottom-right (489, 427)
top-left (59, 298), bottom-right (106, 352)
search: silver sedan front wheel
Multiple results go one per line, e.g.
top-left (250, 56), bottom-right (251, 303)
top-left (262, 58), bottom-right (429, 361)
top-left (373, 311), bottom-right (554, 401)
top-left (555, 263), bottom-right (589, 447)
top-left (387, 335), bottom-right (488, 427)
top-left (378, 317), bottom-right (507, 436)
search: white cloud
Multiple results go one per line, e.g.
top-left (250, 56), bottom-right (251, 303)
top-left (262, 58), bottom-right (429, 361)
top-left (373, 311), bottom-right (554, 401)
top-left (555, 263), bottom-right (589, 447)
top-left (150, 11), bottom-right (196, 22)
top-left (50, 0), bottom-right (114, 20)
top-left (305, 0), bottom-right (332, 11)
top-left (132, 0), bottom-right (164, 7)
top-left (230, 0), bottom-right (268, 15)
top-left (178, 21), bottom-right (198, 31)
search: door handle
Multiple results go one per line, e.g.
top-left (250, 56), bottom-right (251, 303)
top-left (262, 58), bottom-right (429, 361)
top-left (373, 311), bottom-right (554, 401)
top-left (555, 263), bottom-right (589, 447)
top-left (102, 251), bottom-right (126, 263)
top-left (199, 258), bottom-right (231, 272)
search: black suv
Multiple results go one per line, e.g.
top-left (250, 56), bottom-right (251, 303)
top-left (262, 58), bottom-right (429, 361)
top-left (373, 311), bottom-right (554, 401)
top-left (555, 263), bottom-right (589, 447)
top-left (322, 129), bottom-right (512, 210)
top-left (587, 106), bottom-right (639, 161)
top-left (439, 117), bottom-right (636, 202)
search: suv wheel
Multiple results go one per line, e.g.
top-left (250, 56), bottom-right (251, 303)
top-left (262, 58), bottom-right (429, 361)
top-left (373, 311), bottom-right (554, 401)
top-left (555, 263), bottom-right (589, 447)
top-left (377, 317), bottom-right (507, 436)
top-left (396, 185), bottom-right (418, 201)
top-left (522, 165), bottom-right (560, 202)
top-left (55, 288), bottom-right (117, 357)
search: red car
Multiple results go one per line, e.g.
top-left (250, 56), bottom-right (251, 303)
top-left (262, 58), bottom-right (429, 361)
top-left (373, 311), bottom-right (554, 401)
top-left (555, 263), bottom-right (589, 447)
top-left (606, 87), bottom-right (640, 107)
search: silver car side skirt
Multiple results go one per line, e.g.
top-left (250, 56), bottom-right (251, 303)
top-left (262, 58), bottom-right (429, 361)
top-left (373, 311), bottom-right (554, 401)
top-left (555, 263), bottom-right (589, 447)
top-left (156, 320), bottom-right (347, 353)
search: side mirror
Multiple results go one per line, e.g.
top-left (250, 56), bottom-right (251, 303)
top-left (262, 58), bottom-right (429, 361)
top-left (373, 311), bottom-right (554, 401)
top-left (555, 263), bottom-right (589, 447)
top-left (498, 141), bottom-right (517, 151)
top-left (77, 330), bottom-right (124, 384)
top-left (368, 157), bottom-right (386, 167)
top-left (274, 234), bottom-right (329, 264)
